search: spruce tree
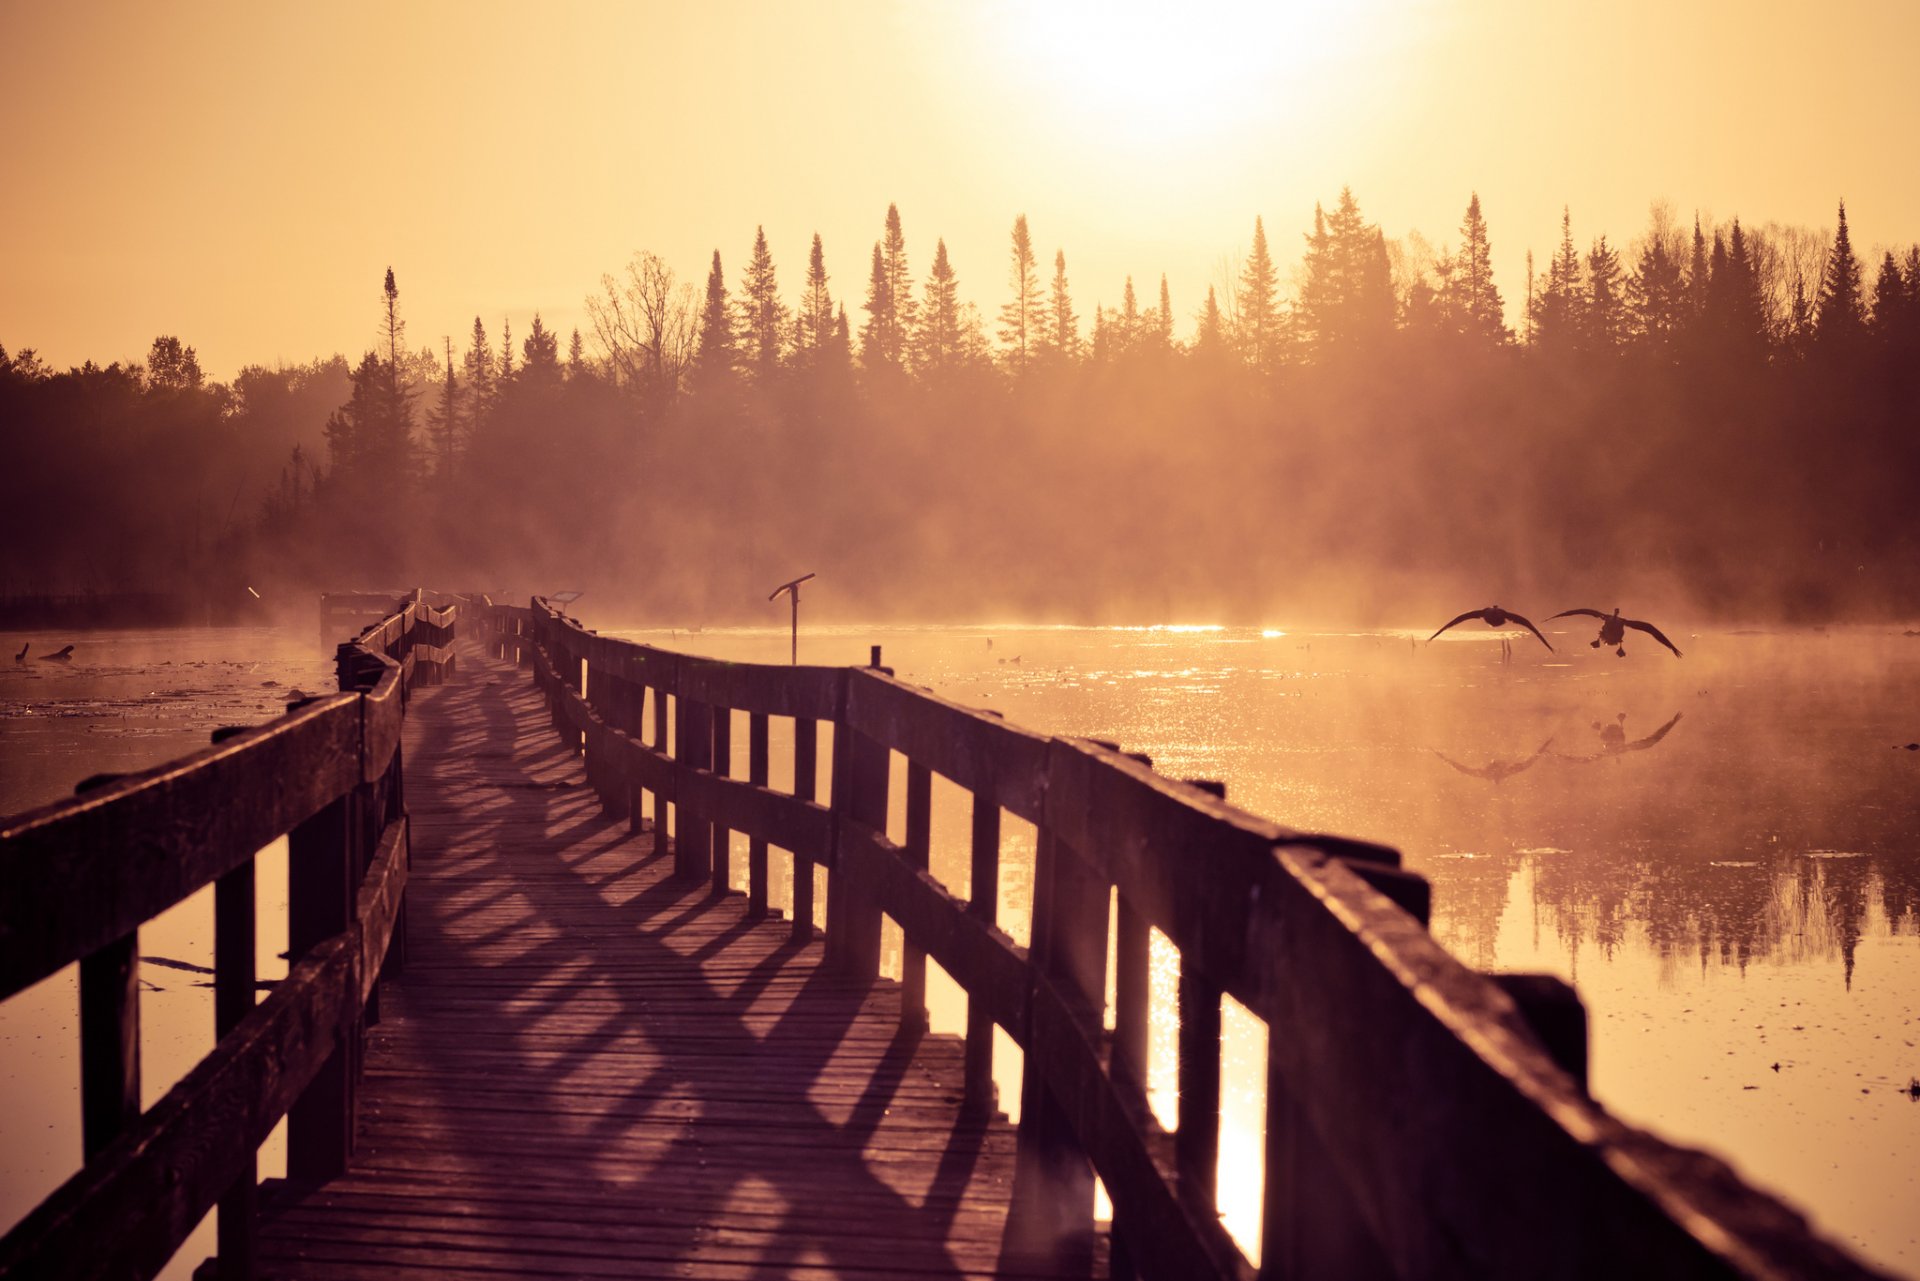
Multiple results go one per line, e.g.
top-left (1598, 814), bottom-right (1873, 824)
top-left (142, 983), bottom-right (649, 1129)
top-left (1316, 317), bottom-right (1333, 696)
top-left (1118, 276), bottom-right (1140, 358)
top-left (1534, 208), bottom-right (1584, 352)
top-left (462, 316), bottom-right (494, 439)
top-left (797, 233), bottom-right (835, 361)
top-left (567, 328), bottom-right (586, 379)
top-left (1869, 251), bottom-right (1905, 340)
top-left (1155, 275), bottom-right (1174, 350)
top-left (1814, 200), bottom-right (1865, 346)
top-left (1584, 236), bottom-right (1627, 353)
top-left (694, 250), bottom-right (737, 383)
top-left (998, 214), bottom-right (1042, 374)
top-left (738, 226), bottom-right (789, 379)
top-left (1685, 216), bottom-right (1711, 325)
top-left (521, 313), bottom-right (561, 383)
top-left (1451, 193), bottom-right (1508, 343)
top-left (1193, 286), bottom-right (1228, 362)
top-left (915, 238), bottom-right (961, 376)
top-left (881, 204), bottom-right (916, 368)
top-left (1628, 236), bottom-right (1685, 358)
top-left (429, 336), bottom-right (459, 479)
top-left (498, 319), bottom-right (515, 381)
top-left (1235, 216), bottom-right (1281, 371)
top-left (1043, 249), bottom-right (1080, 362)
top-left (859, 242), bottom-right (892, 371)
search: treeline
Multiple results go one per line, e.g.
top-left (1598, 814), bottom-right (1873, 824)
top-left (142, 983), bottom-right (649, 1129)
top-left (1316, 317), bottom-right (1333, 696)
top-left (4, 191), bottom-right (1917, 623)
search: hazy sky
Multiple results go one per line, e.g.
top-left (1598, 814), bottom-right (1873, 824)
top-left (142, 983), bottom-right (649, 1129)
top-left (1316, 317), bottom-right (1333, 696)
top-left (4, 0), bottom-right (1917, 378)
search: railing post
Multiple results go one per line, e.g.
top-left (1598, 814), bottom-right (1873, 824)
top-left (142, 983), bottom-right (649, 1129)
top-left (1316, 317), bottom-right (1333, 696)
top-left (748, 712), bottom-right (769, 918)
top-left (286, 791), bottom-right (352, 1182)
top-left (901, 760), bottom-right (932, 1032)
top-left (677, 695), bottom-right (712, 883)
top-left (791, 717), bottom-right (817, 942)
top-left (1007, 817), bottom-right (1106, 1270)
top-left (653, 681), bottom-right (672, 858)
top-left (74, 774), bottom-right (139, 1161)
top-left (962, 793), bottom-right (999, 1115)
top-left (711, 706), bottom-right (733, 897)
top-left (214, 851), bottom-right (258, 1278)
top-left (826, 674), bottom-right (886, 980)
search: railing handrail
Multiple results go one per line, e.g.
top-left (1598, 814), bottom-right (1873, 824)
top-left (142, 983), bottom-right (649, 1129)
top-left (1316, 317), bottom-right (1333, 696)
top-left (0, 593), bottom-right (457, 1281)
top-left (482, 594), bottom-right (1886, 1281)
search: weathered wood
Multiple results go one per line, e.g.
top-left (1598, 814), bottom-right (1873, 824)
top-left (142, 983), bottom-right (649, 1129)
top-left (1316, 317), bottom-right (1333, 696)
top-left (963, 794), bottom-right (1000, 1115)
top-left (900, 760), bottom-right (932, 1031)
top-left (676, 657), bottom-right (842, 721)
top-left (0, 694), bottom-right (360, 1000)
top-left (710, 705), bottom-right (733, 897)
top-left (826, 723), bottom-right (888, 979)
top-left (79, 932), bottom-right (140, 1159)
top-left (214, 859), bottom-right (259, 1279)
top-left (1491, 973), bottom-right (1589, 1093)
top-left (1112, 895), bottom-right (1149, 1098)
top-left (844, 671), bottom-right (1047, 823)
top-left (1175, 967), bottom-right (1223, 1206)
top-left (653, 686), bottom-right (672, 859)
top-left (287, 794), bottom-right (353, 1183)
top-left (748, 713), bottom-right (769, 919)
top-left (676, 697), bottom-right (713, 884)
top-left (792, 717), bottom-right (818, 943)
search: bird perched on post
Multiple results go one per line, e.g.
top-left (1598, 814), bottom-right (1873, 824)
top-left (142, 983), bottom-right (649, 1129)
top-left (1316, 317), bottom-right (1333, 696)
top-left (1547, 608), bottom-right (1682, 657)
top-left (1428, 606), bottom-right (1553, 651)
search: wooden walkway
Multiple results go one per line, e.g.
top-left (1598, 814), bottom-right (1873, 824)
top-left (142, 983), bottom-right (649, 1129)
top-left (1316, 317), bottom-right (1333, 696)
top-left (251, 651), bottom-right (1092, 1279)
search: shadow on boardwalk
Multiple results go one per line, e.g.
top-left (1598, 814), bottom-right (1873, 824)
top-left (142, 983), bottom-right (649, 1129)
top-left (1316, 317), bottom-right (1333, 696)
top-left (253, 655), bottom-right (1080, 1279)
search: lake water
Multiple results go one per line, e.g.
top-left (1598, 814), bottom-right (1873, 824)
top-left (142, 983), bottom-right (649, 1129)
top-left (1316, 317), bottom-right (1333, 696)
top-left (2, 622), bottom-right (1916, 1275)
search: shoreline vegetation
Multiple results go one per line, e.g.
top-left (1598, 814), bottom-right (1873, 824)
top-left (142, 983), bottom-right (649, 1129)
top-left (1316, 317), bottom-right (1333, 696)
top-left (4, 193), bottom-right (1917, 626)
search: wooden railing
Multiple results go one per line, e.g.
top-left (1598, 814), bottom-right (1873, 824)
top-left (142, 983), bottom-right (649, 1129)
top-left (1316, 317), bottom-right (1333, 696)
top-left (477, 596), bottom-right (1886, 1281)
top-left (0, 595), bottom-right (456, 1281)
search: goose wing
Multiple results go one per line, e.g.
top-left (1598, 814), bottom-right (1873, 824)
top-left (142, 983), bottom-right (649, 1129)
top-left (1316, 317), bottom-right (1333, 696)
top-left (1546, 608), bottom-right (1604, 622)
top-left (1624, 618), bottom-right (1683, 656)
top-left (1428, 609), bottom-right (1487, 642)
top-left (1506, 610), bottom-right (1554, 651)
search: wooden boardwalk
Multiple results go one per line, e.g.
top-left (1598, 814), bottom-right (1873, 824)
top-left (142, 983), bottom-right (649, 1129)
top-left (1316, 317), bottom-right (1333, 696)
top-left (251, 652), bottom-right (1088, 1279)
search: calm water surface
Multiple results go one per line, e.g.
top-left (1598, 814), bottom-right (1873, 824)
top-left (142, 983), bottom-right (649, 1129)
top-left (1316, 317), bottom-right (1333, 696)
top-left (3, 622), bottom-right (1917, 1275)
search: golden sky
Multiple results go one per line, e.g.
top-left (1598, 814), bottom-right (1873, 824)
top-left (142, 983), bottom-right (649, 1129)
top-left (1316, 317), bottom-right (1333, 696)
top-left (4, 0), bottom-right (1917, 377)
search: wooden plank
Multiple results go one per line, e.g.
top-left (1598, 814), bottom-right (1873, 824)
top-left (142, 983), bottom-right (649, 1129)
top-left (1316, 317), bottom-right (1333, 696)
top-left (677, 657), bottom-right (843, 722)
top-left (0, 694), bottom-right (360, 999)
top-left (843, 671), bottom-right (1047, 823)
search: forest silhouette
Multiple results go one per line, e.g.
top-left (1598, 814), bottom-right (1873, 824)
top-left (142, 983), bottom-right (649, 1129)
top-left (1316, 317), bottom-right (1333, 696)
top-left (3, 191), bottom-right (1917, 625)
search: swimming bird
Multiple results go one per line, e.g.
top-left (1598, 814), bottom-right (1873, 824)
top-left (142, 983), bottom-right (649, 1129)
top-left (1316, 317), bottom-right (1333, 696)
top-left (1428, 606), bottom-right (1553, 651)
top-left (1547, 608), bottom-right (1681, 657)
top-left (14, 643), bottom-right (25, 663)
top-left (39, 644), bottom-right (74, 662)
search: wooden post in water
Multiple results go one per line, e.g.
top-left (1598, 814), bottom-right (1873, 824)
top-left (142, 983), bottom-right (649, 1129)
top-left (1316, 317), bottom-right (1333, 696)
top-left (211, 727), bottom-right (260, 1278)
top-left (748, 712), bottom-right (770, 918)
top-left (286, 792), bottom-right (352, 1182)
top-left (827, 650), bottom-right (886, 978)
top-left (73, 773), bottom-right (139, 1161)
top-left (901, 760), bottom-right (932, 1031)
top-left (962, 794), bottom-right (1000, 1115)
top-left (791, 717), bottom-right (818, 942)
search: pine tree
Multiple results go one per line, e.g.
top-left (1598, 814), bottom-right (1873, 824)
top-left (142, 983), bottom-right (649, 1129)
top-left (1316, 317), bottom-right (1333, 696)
top-left (881, 204), bottom-right (916, 368)
top-left (1155, 275), bottom-right (1174, 351)
top-left (462, 316), bottom-right (494, 439)
top-left (1720, 220), bottom-right (1767, 352)
top-left (1448, 193), bottom-right (1508, 343)
top-left (859, 242), bottom-right (892, 371)
top-left (998, 214), bottom-right (1042, 374)
top-left (1584, 236), bottom-right (1627, 353)
top-left (1814, 200), bottom-right (1865, 346)
top-left (797, 233), bottom-right (835, 361)
top-left (373, 270), bottom-right (415, 479)
top-left (1628, 235), bottom-right (1685, 359)
top-left (1296, 203), bottom-right (1335, 355)
top-left (567, 328), bottom-right (586, 379)
top-left (1534, 208), bottom-right (1583, 353)
top-left (1118, 276), bottom-right (1140, 357)
top-left (693, 250), bottom-right (736, 383)
top-left (1193, 286), bottom-right (1228, 363)
top-left (914, 238), bottom-right (961, 376)
top-left (521, 313), bottom-right (561, 384)
top-left (498, 319), bottom-right (515, 381)
top-left (1685, 216), bottom-right (1711, 326)
top-left (1042, 249), bottom-right (1079, 362)
top-left (429, 336), bottom-right (459, 479)
top-left (1869, 250), bottom-right (1905, 340)
top-left (1235, 216), bottom-right (1281, 371)
top-left (738, 226), bottom-right (789, 379)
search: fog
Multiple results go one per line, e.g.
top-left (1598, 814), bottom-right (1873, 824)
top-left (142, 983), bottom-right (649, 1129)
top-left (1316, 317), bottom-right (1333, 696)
top-left (3, 193), bottom-right (1916, 632)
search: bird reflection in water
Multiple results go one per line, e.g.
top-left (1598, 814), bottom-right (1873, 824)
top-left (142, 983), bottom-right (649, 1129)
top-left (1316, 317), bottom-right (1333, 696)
top-left (1555, 711), bottom-right (1684, 762)
top-left (1431, 737), bottom-right (1555, 784)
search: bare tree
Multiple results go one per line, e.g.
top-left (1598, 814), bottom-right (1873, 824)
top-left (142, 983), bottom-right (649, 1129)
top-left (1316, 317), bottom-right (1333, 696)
top-left (1749, 221), bottom-right (1832, 339)
top-left (588, 251), bottom-right (697, 401)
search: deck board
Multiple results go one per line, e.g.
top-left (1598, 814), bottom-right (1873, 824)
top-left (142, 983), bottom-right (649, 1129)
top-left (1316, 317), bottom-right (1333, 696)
top-left (251, 653), bottom-right (1098, 1279)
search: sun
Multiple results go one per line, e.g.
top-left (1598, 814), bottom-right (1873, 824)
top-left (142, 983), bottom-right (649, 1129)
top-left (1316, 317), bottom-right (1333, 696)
top-left (988, 0), bottom-right (1396, 147)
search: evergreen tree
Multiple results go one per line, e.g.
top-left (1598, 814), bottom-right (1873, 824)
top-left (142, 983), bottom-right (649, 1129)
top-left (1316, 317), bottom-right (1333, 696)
top-left (1719, 220), bottom-right (1767, 352)
top-left (1118, 276), bottom-right (1140, 357)
top-left (1193, 285), bottom-right (1228, 363)
top-left (1869, 251), bottom-right (1906, 340)
top-left (1447, 192), bottom-right (1508, 343)
top-left (521, 313), bottom-right (561, 384)
top-left (1299, 190), bottom-right (1392, 356)
top-left (1296, 203), bottom-right (1335, 354)
top-left (1155, 275), bottom-right (1174, 351)
top-left (859, 242), bottom-right (892, 371)
top-left (693, 250), bottom-right (737, 383)
top-left (880, 204), bottom-right (916, 368)
top-left (914, 238), bottom-right (961, 376)
top-left (429, 336), bottom-right (459, 479)
top-left (498, 318), bottom-right (515, 381)
top-left (1685, 216), bottom-right (1711, 326)
top-left (1814, 200), bottom-right (1865, 346)
top-left (462, 316), bottom-right (495, 439)
top-left (1534, 208), bottom-right (1583, 352)
top-left (797, 233), bottom-right (835, 361)
top-left (1627, 234), bottom-right (1685, 359)
top-left (567, 328), bottom-right (586, 379)
top-left (1042, 249), bottom-right (1080, 362)
top-left (738, 226), bottom-right (789, 379)
top-left (1584, 236), bottom-right (1627, 353)
top-left (998, 214), bottom-right (1043, 374)
top-left (1235, 216), bottom-right (1282, 371)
